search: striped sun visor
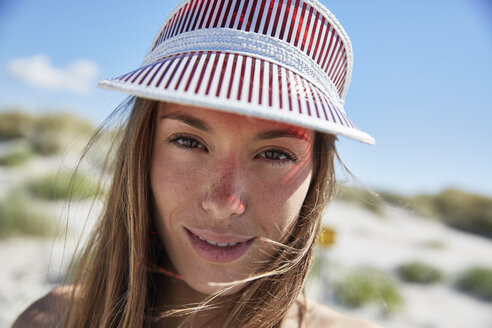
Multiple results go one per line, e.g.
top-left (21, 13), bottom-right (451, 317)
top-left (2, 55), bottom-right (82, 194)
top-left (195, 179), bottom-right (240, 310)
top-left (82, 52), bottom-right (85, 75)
top-left (99, 0), bottom-right (374, 144)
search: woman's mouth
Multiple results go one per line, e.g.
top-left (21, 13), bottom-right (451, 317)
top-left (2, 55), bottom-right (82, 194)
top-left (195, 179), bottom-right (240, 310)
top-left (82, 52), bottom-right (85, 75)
top-left (185, 228), bottom-right (254, 263)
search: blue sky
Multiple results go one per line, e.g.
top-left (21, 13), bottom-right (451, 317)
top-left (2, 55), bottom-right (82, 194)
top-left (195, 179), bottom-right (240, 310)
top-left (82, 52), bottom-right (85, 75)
top-left (1, 0), bottom-right (491, 196)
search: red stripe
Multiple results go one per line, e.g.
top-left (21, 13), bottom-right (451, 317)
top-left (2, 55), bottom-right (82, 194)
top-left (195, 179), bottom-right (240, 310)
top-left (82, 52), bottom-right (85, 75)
top-left (153, 30), bottom-right (165, 51)
top-left (176, 2), bottom-right (192, 36)
top-left (205, 53), bottom-right (221, 95)
top-left (310, 14), bottom-right (325, 59)
top-left (268, 62), bottom-right (273, 107)
top-left (279, 0), bottom-right (293, 40)
top-left (162, 18), bottom-right (172, 41)
top-left (270, 0), bottom-right (284, 37)
top-left (165, 11), bottom-right (180, 40)
top-left (332, 54), bottom-right (346, 84)
top-left (294, 74), bottom-right (303, 114)
top-left (253, 0), bottom-right (267, 33)
top-left (229, 0), bottom-right (242, 28)
top-left (130, 65), bottom-right (151, 82)
top-left (197, 0), bottom-right (212, 28)
top-left (122, 69), bottom-right (137, 82)
top-left (333, 60), bottom-right (346, 90)
top-left (337, 107), bottom-right (351, 127)
top-left (317, 22), bottom-right (332, 65)
top-left (258, 59), bottom-right (265, 105)
top-left (327, 41), bottom-right (344, 76)
top-left (226, 54), bottom-right (239, 99)
top-left (342, 111), bottom-right (355, 128)
top-left (300, 6), bottom-right (314, 51)
top-left (220, 0), bottom-right (235, 27)
top-left (205, 0), bottom-right (220, 28)
top-left (146, 62), bottom-right (165, 86)
top-left (314, 89), bottom-right (332, 121)
top-left (320, 27), bottom-right (336, 71)
top-left (238, 0), bottom-right (251, 30)
top-left (293, 2), bottom-right (307, 47)
top-left (286, 71), bottom-right (294, 111)
top-left (245, 0), bottom-right (259, 31)
top-left (278, 66), bottom-right (284, 109)
top-left (215, 53), bottom-right (230, 97)
top-left (137, 65), bottom-right (155, 85)
top-left (186, 1), bottom-right (207, 31)
top-left (286, 0), bottom-right (301, 43)
top-left (174, 52), bottom-right (195, 90)
top-left (169, 7), bottom-right (185, 39)
top-left (334, 66), bottom-right (347, 93)
top-left (212, 1), bottom-right (227, 28)
top-left (237, 56), bottom-right (247, 101)
top-left (194, 52), bottom-right (212, 93)
top-left (165, 56), bottom-right (185, 89)
top-left (184, 51), bottom-right (203, 91)
top-left (330, 103), bottom-right (344, 126)
top-left (262, 0), bottom-right (276, 34)
top-left (307, 83), bottom-right (321, 118)
top-left (300, 78), bottom-right (311, 116)
top-left (335, 105), bottom-right (352, 127)
top-left (337, 75), bottom-right (346, 97)
top-left (247, 58), bottom-right (255, 102)
top-left (155, 55), bottom-right (179, 87)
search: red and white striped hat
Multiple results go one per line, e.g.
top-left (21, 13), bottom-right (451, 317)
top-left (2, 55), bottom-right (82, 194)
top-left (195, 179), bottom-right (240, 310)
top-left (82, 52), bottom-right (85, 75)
top-left (99, 0), bottom-right (374, 144)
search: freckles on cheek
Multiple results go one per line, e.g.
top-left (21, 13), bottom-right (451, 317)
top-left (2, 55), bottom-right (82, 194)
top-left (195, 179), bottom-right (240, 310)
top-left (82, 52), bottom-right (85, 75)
top-left (151, 153), bottom-right (202, 203)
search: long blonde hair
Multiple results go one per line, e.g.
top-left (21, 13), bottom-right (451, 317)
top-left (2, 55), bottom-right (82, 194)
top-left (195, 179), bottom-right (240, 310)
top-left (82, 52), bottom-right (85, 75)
top-left (63, 97), bottom-right (336, 328)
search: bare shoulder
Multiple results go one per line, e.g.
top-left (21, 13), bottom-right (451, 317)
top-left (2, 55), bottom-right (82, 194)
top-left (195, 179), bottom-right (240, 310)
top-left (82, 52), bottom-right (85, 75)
top-left (283, 297), bottom-right (382, 328)
top-left (11, 285), bottom-right (74, 328)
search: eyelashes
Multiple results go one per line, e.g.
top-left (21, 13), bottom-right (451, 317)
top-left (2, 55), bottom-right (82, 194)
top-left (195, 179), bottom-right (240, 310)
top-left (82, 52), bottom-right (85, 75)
top-left (167, 134), bottom-right (207, 150)
top-left (256, 149), bottom-right (297, 163)
top-left (166, 134), bottom-right (298, 165)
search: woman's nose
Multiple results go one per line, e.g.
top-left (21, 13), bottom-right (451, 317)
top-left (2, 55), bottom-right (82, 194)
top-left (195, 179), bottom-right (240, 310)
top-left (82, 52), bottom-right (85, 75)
top-left (201, 162), bottom-right (246, 219)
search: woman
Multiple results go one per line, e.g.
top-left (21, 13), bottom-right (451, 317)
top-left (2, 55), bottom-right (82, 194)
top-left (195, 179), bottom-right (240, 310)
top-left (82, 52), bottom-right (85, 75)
top-left (13, 0), bottom-right (379, 327)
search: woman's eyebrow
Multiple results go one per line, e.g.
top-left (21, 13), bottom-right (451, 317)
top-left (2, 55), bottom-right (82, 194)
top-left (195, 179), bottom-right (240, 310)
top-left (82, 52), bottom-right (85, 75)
top-left (160, 113), bottom-right (210, 132)
top-left (255, 129), bottom-right (310, 141)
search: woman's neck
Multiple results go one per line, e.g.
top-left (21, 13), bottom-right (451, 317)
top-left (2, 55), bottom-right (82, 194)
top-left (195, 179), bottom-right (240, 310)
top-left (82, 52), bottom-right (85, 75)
top-left (151, 260), bottom-right (234, 328)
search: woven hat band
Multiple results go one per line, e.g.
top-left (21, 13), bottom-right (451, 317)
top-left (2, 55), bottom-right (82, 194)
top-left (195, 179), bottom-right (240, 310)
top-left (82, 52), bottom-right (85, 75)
top-left (148, 0), bottom-right (353, 100)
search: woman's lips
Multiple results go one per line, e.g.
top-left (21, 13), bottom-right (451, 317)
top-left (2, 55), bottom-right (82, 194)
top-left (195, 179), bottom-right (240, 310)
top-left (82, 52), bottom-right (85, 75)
top-left (185, 228), bottom-right (254, 263)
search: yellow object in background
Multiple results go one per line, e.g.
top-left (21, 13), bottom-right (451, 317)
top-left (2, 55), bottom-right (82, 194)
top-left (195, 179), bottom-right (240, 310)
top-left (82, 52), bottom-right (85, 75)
top-left (319, 226), bottom-right (336, 248)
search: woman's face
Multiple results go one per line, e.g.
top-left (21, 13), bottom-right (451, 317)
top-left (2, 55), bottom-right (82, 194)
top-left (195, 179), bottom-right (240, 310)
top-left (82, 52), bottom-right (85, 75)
top-left (150, 103), bottom-right (314, 294)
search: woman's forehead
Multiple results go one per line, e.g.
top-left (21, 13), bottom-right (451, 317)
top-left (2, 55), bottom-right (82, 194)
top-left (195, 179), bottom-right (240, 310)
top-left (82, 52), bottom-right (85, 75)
top-left (157, 102), bottom-right (314, 139)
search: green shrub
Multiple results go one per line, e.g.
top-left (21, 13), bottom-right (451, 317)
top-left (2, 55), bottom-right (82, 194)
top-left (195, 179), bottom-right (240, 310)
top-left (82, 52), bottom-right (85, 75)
top-left (432, 189), bottom-right (492, 239)
top-left (457, 267), bottom-right (492, 301)
top-left (26, 171), bottom-right (99, 200)
top-left (0, 143), bottom-right (35, 166)
top-left (0, 110), bottom-right (95, 155)
top-left (397, 261), bottom-right (444, 284)
top-left (0, 111), bottom-right (32, 140)
top-left (0, 191), bottom-right (55, 238)
top-left (335, 185), bottom-right (384, 214)
top-left (27, 113), bottom-right (94, 155)
top-left (334, 268), bottom-right (404, 313)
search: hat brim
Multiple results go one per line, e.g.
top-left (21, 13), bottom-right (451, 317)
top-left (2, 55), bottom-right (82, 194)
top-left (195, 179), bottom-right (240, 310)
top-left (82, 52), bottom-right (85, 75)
top-left (98, 51), bottom-right (375, 145)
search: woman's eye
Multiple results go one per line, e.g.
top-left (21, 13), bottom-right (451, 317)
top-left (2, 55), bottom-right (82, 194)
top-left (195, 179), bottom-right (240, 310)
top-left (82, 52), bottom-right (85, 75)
top-left (257, 149), bottom-right (297, 164)
top-left (167, 135), bottom-right (206, 150)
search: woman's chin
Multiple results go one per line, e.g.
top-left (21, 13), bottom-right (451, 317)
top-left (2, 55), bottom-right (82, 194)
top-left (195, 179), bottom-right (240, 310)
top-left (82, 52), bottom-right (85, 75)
top-left (184, 274), bottom-right (248, 296)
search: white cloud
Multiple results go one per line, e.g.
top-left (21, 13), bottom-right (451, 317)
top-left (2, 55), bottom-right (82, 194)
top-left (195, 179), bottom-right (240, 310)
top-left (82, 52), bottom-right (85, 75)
top-left (7, 54), bottom-right (100, 94)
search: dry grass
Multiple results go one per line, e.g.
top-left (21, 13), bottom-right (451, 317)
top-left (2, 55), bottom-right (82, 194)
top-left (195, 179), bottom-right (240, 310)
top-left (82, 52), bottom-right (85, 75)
top-left (0, 190), bottom-right (56, 239)
top-left (0, 110), bottom-right (95, 155)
